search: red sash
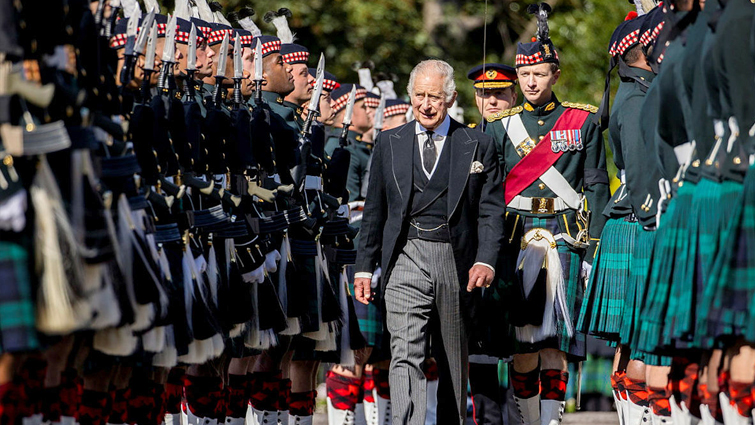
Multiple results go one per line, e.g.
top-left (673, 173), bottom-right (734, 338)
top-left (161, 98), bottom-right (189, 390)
top-left (504, 108), bottom-right (591, 205)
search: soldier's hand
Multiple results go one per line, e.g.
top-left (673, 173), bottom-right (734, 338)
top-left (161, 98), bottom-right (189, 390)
top-left (467, 264), bottom-right (494, 292)
top-left (354, 277), bottom-right (373, 305)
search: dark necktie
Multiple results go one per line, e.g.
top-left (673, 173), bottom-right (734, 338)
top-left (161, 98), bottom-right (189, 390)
top-left (422, 130), bottom-right (436, 174)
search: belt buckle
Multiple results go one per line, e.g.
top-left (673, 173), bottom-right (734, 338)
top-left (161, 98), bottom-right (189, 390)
top-left (530, 197), bottom-right (555, 214)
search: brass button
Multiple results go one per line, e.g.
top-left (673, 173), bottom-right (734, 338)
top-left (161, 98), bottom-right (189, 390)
top-left (538, 183), bottom-right (545, 190)
top-left (734, 157), bottom-right (742, 165)
top-left (537, 120), bottom-right (545, 126)
top-left (538, 135), bottom-right (545, 141)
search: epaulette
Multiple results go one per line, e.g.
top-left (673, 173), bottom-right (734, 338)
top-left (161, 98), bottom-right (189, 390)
top-left (561, 101), bottom-right (598, 113)
top-left (486, 105), bottom-right (523, 122)
top-left (467, 122), bottom-right (477, 128)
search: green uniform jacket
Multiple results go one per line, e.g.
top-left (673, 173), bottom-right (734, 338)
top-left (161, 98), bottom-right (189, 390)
top-left (325, 128), bottom-right (371, 202)
top-left (484, 95), bottom-right (609, 261)
top-left (608, 69), bottom-right (659, 224)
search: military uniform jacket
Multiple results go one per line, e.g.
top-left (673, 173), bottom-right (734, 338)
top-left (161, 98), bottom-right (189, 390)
top-left (607, 69), bottom-right (658, 221)
top-left (324, 128), bottom-right (371, 202)
top-left (485, 95), bottom-right (609, 260)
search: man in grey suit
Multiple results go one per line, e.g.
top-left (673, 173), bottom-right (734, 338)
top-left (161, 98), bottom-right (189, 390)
top-left (353, 59), bottom-right (506, 425)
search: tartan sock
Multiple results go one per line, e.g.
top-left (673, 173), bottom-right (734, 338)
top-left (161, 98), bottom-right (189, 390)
top-left (540, 370), bottom-right (568, 401)
top-left (249, 372), bottom-right (279, 412)
top-left (42, 387), bottom-right (62, 422)
top-left (78, 389), bottom-right (110, 425)
top-left (226, 375), bottom-right (248, 418)
top-left (164, 372), bottom-right (184, 415)
top-left (647, 386), bottom-right (671, 416)
top-left (184, 375), bottom-right (223, 418)
top-left (612, 371), bottom-right (628, 400)
top-left (127, 378), bottom-right (161, 425)
top-left (207, 380), bottom-right (225, 421)
top-left (728, 381), bottom-right (754, 417)
top-left (625, 377), bottom-right (649, 407)
top-left (699, 384), bottom-right (723, 423)
top-left (510, 368), bottom-right (540, 399)
top-left (60, 368), bottom-right (81, 419)
top-left (363, 370), bottom-right (375, 404)
top-left (0, 381), bottom-right (20, 425)
top-left (18, 358), bottom-right (47, 418)
top-left (423, 361), bottom-right (439, 381)
top-left (372, 369), bottom-right (390, 400)
top-left (152, 381), bottom-right (166, 425)
top-left (289, 391), bottom-right (315, 417)
top-left (278, 379), bottom-right (291, 412)
top-left (669, 359), bottom-right (699, 413)
top-left (325, 371), bottom-right (360, 411)
top-left (108, 389), bottom-right (129, 425)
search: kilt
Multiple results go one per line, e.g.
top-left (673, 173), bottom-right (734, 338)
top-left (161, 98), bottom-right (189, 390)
top-left (0, 240), bottom-right (39, 353)
top-left (504, 215), bottom-right (586, 359)
top-left (347, 266), bottom-right (384, 348)
top-left (578, 217), bottom-right (638, 340)
top-left (621, 227), bottom-right (655, 349)
top-left (701, 167), bottom-right (754, 342)
top-left (635, 182), bottom-right (694, 354)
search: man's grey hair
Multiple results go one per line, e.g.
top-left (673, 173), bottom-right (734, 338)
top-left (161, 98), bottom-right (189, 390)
top-left (406, 59), bottom-right (456, 103)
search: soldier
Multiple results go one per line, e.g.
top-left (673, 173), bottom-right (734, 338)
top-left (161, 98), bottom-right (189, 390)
top-left (466, 62), bottom-right (518, 425)
top-left (382, 99), bottom-right (411, 130)
top-left (467, 63), bottom-right (518, 130)
top-left (576, 10), bottom-right (662, 425)
top-left (484, 4), bottom-right (609, 424)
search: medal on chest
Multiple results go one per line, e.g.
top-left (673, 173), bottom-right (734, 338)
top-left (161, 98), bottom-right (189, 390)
top-left (549, 129), bottom-right (583, 153)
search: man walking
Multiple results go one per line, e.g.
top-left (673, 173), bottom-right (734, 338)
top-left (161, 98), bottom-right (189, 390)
top-left (353, 59), bottom-right (506, 425)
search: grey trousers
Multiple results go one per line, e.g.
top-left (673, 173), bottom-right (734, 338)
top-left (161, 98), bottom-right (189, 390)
top-left (385, 239), bottom-right (468, 425)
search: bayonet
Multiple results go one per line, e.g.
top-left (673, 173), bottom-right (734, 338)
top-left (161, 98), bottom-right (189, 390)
top-left (232, 36), bottom-right (243, 108)
top-left (184, 23), bottom-right (198, 100)
top-left (118, 5), bottom-right (140, 85)
top-left (134, 8), bottom-right (155, 56)
top-left (301, 53), bottom-right (325, 136)
top-left (254, 38), bottom-right (263, 104)
top-left (140, 22), bottom-right (157, 103)
top-left (339, 85), bottom-right (357, 147)
top-left (158, 14), bottom-right (177, 91)
top-left (373, 93), bottom-right (386, 140)
top-left (212, 32), bottom-right (229, 108)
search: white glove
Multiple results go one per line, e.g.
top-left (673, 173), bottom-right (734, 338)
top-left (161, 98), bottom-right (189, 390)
top-left (581, 261), bottom-right (593, 290)
top-left (0, 190), bottom-right (27, 232)
top-left (264, 249), bottom-right (281, 274)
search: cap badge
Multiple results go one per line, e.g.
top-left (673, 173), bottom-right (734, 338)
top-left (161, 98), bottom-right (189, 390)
top-left (485, 69), bottom-right (498, 79)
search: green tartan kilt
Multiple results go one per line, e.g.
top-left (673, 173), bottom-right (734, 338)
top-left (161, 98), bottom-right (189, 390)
top-left (0, 240), bottom-right (39, 353)
top-left (621, 227), bottom-right (655, 349)
top-left (347, 266), bottom-right (384, 348)
top-left (577, 217), bottom-right (638, 340)
top-left (503, 215), bottom-right (586, 359)
top-left (698, 170), bottom-right (753, 344)
top-left (635, 183), bottom-right (693, 354)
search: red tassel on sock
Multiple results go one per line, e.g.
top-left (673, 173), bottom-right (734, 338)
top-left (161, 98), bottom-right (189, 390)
top-left (728, 381), bottom-right (754, 418)
top-left (625, 377), bottom-right (649, 407)
top-left (325, 371), bottom-right (360, 411)
top-left (540, 370), bottom-right (569, 401)
top-left (510, 368), bottom-right (540, 399)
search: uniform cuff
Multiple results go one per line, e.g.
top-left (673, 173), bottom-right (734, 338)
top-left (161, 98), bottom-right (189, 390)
top-left (355, 272), bottom-right (373, 279)
top-left (473, 262), bottom-right (495, 274)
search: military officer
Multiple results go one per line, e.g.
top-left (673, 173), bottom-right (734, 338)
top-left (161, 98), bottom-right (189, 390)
top-left (484, 4), bottom-right (609, 424)
top-left (467, 63), bottom-right (518, 130)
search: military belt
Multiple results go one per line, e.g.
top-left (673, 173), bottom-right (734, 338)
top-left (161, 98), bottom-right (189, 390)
top-left (507, 195), bottom-right (569, 214)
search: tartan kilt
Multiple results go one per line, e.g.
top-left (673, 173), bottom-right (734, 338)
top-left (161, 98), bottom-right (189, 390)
top-left (621, 227), bottom-right (655, 349)
top-left (578, 217), bottom-right (638, 340)
top-left (0, 240), bottom-right (39, 353)
top-left (634, 183), bottom-right (693, 354)
top-left (699, 171), bottom-right (753, 343)
top-left (505, 215), bottom-right (586, 359)
top-left (347, 265), bottom-right (384, 348)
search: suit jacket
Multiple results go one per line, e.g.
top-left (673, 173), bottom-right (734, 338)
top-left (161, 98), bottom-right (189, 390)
top-left (355, 118), bottom-right (506, 294)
